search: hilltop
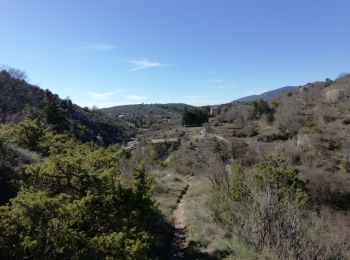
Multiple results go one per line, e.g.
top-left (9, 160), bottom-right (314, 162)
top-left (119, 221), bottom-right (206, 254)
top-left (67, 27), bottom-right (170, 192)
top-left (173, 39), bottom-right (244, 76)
top-left (101, 103), bottom-right (195, 129)
top-left (0, 70), bottom-right (134, 144)
top-left (211, 74), bottom-right (350, 211)
top-left (234, 86), bottom-right (297, 103)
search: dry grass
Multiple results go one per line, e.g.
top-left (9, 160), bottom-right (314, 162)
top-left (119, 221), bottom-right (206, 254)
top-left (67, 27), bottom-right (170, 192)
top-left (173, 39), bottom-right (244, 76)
top-left (185, 177), bottom-right (227, 254)
top-left (150, 167), bottom-right (188, 222)
top-left (135, 78), bottom-right (350, 256)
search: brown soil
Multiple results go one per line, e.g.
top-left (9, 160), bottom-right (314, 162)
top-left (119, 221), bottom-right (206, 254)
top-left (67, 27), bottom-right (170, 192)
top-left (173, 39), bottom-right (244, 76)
top-left (169, 184), bottom-right (190, 259)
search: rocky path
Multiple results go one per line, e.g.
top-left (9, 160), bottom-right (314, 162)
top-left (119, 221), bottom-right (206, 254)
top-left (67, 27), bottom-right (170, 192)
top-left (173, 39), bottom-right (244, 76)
top-left (169, 184), bottom-right (190, 259)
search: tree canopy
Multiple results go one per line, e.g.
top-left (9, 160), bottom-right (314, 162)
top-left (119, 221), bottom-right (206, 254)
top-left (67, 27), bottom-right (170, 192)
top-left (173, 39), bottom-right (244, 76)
top-left (181, 107), bottom-right (209, 126)
top-left (0, 120), bottom-right (162, 259)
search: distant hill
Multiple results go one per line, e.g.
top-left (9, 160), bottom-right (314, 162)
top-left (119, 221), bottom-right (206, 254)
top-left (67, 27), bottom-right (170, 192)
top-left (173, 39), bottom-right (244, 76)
top-left (0, 70), bottom-right (134, 144)
top-left (101, 103), bottom-right (194, 116)
top-left (234, 86), bottom-right (297, 102)
top-left (214, 74), bottom-right (350, 209)
top-left (101, 103), bottom-right (195, 128)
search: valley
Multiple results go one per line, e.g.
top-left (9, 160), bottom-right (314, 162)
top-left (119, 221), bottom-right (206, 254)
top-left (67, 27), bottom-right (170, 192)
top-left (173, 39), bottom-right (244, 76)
top-left (2, 1), bottom-right (350, 259)
top-left (1, 69), bottom-right (350, 259)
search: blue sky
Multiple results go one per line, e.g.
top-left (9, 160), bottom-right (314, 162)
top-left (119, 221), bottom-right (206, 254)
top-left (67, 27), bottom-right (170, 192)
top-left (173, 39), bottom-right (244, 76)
top-left (1, 0), bottom-right (350, 107)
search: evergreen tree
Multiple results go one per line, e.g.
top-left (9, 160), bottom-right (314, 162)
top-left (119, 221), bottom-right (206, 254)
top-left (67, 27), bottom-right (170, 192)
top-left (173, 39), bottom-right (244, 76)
top-left (42, 90), bottom-right (67, 129)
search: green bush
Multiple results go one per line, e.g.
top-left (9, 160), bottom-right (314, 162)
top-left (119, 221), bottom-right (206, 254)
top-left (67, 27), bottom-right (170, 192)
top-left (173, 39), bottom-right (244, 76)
top-left (0, 137), bottom-right (160, 259)
top-left (251, 99), bottom-right (276, 121)
top-left (181, 107), bottom-right (209, 126)
top-left (13, 119), bottom-right (45, 150)
top-left (0, 138), bottom-right (4, 153)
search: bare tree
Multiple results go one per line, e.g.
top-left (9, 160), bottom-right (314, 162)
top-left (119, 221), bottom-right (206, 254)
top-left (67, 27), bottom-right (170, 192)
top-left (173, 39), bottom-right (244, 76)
top-left (1, 65), bottom-right (28, 81)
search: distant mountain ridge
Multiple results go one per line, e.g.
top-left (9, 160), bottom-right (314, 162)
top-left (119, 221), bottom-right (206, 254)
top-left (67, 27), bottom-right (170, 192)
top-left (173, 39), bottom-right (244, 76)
top-left (234, 86), bottom-right (297, 102)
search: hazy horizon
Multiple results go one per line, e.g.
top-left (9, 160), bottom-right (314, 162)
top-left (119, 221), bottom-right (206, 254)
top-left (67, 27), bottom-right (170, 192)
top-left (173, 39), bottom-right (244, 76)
top-left (1, 0), bottom-right (350, 107)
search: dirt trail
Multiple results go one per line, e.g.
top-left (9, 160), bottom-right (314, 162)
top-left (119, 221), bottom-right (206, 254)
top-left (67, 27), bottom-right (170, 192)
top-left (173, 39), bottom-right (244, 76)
top-left (169, 184), bottom-right (190, 259)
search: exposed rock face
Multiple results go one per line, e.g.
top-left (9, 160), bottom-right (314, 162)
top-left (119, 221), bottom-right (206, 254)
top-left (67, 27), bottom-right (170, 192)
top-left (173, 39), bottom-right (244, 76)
top-left (324, 89), bottom-right (341, 103)
top-left (297, 133), bottom-right (312, 148)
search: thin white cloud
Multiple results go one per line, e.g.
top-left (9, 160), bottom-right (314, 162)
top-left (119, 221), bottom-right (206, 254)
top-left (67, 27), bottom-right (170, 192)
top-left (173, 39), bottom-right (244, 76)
top-left (126, 95), bottom-right (148, 101)
top-left (183, 95), bottom-right (202, 100)
top-left (86, 90), bottom-right (123, 100)
top-left (211, 84), bottom-right (238, 90)
top-left (125, 95), bottom-right (147, 101)
top-left (79, 102), bottom-right (131, 109)
top-left (129, 59), bottom-right (172, 71)
top-left (85, 43), bottom-right (116, 50)
top-left (208, 79), bottom-right (224, 84)
top-left (67, 42), bottom-right (117, 51)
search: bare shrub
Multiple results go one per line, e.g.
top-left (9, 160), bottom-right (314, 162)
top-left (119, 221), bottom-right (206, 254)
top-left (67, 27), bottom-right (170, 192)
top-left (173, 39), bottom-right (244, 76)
top-left (247, 123), bottom-right (258, 137)
top-left (272, 143), bottom-right (301, 165)
top-left (208, 157), bottom-right (349, 259)
top-left (323, 113), bottom-right (336, 123)
top-left (313, 175), bottom-right (332, 204)
top-left (278, 119), bottom-right (299, 138)
top-left (328, 138), bottom-right (342, 151)
top-left (205, 155), bottom-right (228, 190)
top-left (232, 141), bottom-right (260, 167)
top-left (231, 139), bottom-right (248, 159)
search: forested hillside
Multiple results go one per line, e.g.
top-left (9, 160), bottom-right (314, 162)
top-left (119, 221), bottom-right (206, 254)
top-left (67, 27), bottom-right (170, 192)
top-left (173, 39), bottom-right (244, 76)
top-left (101, 103), bottom-right (194, 129)
top-left (0, 70), bottom-right (134, 145)
top-left (0, 124), bottom-right (170, 259)
top-left (0, 69), bottom-right (170, 259)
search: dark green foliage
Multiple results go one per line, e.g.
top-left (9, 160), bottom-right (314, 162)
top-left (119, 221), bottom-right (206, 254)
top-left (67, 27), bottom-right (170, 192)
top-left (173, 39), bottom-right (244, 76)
top-left (13, 119), bottom-right (45, 150)
top-left (0, 134), bottom-right (161, 259)
top-left (272, 101), bottom-right (279, 108)
top-left (252, 99), bottom-right (270, 114)
top-left (181, 107), bottom-right (209, 126)
top-left (0, 140), bottom-right (18, 205)
top-left (102, 103), bottom-right (194, 129)
top-left (251, 99), bottom-right (275, 120)
top-left (0, 70), bottom-right (133, 144)
top-left (102, 103), bottom-right (193, 117)
top-left (0, 136), bottom-right (39, 205)
top-left (0, 137), bottom-right (4, 153)
top-left (253, 156), bottom-right (308, 205)
top-left (21, 105), bottom-right (46, 121)
top-left (209, 161), bottom-right (250, 228)
top-left (42, 90), bottom-right (67, 130)
top-left (134, 115), bottom-right (144, 128)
